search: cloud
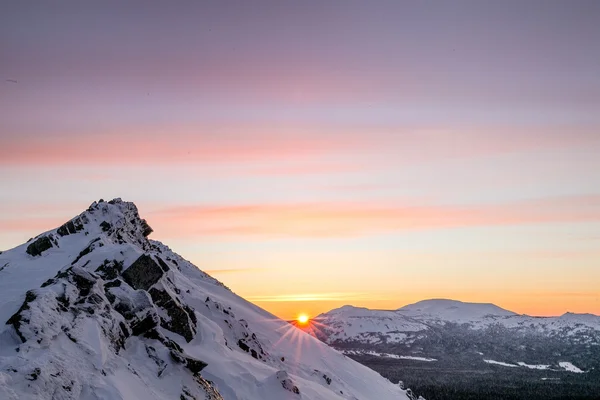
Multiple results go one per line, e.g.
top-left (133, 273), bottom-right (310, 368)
top-left (0, 123), bottom-right (370, 167)
top-left (1, 123), bottom-right (597, 169)
top-left (245, 292), bottom-right (379, 302)
top-left (147, 194), bottom-right (600, 239)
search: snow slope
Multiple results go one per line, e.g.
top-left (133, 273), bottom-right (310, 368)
top-left (0, 199), bottom-right (410, 400)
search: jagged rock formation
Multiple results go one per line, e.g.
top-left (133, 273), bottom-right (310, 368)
top-left (0, 198), bottom-right (412, 400)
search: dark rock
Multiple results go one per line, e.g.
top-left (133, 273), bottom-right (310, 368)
top-left (87, 293), bottom-right (104, 305)
top-left (141, 219), bottom-right (153, 237)
top-left (100, 221), bottom-right (111, 232)
top-left (238, 340), bottom-right (250, 353)
top-left (155, 256), bottom-right (170, 272)
top-left (41, 278), bottom-right (55, 288)
top-left (95, 259), bottom-right (123, 280)
top-left (112, 322), bottom-right (130, 351)
top-left (56, 294), bottom-right (69, 312)
top-left (114, 302), bottom-right (133, 319)
top-left (26, 236), bottom-right (53, 257)
top-left (277, 371), bottom-right (300, 395)
top-left (250, 349), bottom-right (258, 359)
top-left (163, 338), bottom-right (183, 353)
top-left (104, 279), bottom-right (122, 288)
top-left (26, 368), bottom-right (41, 381)
top-left (143, 329), bottom-right (162, 340)
top-left (122, 255), bottom-right (164, 290)
top-left (71, 270), bottom-right (96, 297)
top-left (57, 217), bottom-right (85, 236)
top-left (57, 221), bottom-right (74, 236)
top-left (105, 291), bottom-right (116, 304)
top-left (170, 350), bottom-right (186, 364)
top-left (184, 305), bottom-right (197, 325)
top-left (6, 290), bottom-right (37, 342)
top-left (131, 313), bottom-right (159, 336)
top-left (149, 288), bottom-right (196, 342)
top-left (184, 356), bottom-right (208, 374)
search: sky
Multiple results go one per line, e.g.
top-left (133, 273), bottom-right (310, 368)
top-left (1, 1), bottom-right (599, 320)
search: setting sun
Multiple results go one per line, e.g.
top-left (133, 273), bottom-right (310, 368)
top-left (297, 314), bottom-right (309, 325)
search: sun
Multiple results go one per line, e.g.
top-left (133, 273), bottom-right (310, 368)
top-left (297, 313), bottom-right (309, 325)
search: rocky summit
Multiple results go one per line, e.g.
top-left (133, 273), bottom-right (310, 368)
top-left (0, 199), bottom-right (412, 400)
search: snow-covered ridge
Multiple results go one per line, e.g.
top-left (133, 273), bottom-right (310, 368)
top-left (398, 299), bottom-right (517, 320)
top-left (0, 199), bottom-right (411, 400)
top-left (316, 299), bottom-right (600, 346)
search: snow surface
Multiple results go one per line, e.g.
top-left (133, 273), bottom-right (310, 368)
top-left (517, 362), bottom-right (551, 370)
top-left (342, 350), bottom-right (437, 362)
top-left (483, 360), bottom-right (585, 373)
top-left (0, 199), bottom-right (411, 400)
top-left (559, 362), bottom-right (584, 373)
top-left (484, 360), bottom-right (519, 368)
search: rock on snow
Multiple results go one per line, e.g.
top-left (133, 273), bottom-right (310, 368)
top-left (0, 198), bottom-right (411, 400)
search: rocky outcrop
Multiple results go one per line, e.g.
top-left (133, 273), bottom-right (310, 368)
top-left (122, 254), bottom-right (164, 290)
top-left (25, 236), bottom-right (53, 257)
top-left (56, 216), bottom-right (86, 236)
top-left (6, 290), bottom-right (37, 342)
top-left (149, 288), bottom-right (196, 342)
top-left (276, 371), bottom-right (300, 395)
top-left (140, 219), bottom-right (153, 237)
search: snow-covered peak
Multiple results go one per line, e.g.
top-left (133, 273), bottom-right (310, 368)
top-left (323, 305), bottom-right (379, 317)
top-left (398, 299), bottom-right (516, 321)
top-left (0, 199), bottom-right (411, 400)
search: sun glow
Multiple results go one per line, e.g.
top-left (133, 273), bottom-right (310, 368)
top-left (297, 313), bottom-right (309, 325)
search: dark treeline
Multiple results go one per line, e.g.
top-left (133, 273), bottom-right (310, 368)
top-left (348, 355), bottom-right (600, 400)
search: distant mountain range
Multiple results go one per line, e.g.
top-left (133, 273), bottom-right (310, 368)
top-left (308, 299), bottom-right (600, 400)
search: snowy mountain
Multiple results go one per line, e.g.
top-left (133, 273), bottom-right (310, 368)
top-left (311, 300), bottom-right (600, 399)
top-left (316, 299), bottom-right (600, 350)
top-left (398, 299), bottom-right (516, 321)
top-left (0, 199), bottom-right (412, 400)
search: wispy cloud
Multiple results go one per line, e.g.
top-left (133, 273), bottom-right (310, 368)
top-left (1, 124), bottom-right (597, 169)
top-left (245, 292), bottom-right (379, 302)
top-left (148, 195), bottom-right (600, 239)
top-left (0, 124), bottom-right (365, 166)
